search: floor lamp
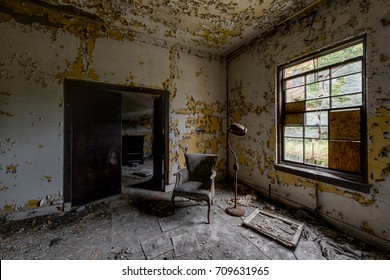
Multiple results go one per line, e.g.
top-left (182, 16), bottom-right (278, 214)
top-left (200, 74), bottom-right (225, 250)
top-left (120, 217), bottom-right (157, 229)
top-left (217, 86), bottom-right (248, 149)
top-left (226, 123), bottom-right (247, 217)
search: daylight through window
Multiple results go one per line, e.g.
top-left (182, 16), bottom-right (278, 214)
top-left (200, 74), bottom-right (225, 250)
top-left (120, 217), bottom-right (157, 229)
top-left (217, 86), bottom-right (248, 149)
top-left (277, 37), bottom-right (367, 186)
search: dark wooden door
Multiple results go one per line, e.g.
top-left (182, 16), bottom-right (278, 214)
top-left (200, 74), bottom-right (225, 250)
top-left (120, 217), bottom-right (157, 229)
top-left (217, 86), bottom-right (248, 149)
top-left (153, 95), bottom-right (164, 190)
top-left (65, 81), bottom-right (121, 206)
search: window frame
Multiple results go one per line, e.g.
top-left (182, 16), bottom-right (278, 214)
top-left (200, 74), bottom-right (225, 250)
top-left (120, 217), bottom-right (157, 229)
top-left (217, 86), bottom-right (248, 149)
top-left (275, 35), bottom-right (370, 193)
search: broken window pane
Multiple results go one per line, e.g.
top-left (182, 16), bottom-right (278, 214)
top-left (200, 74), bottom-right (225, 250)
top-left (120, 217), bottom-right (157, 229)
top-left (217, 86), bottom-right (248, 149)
top-left (331, 73), bottom-right (362, 95)
top-left (332, 61), bottom-right (362, 78)
top-left (284, 60), bottom-right (316, 78)
top-left (306, 80), bottom-right (330, 99)
top-left (331, 93), bottom-right (362, 108)
top-left (305, 111), bottom-right (328, 126)
top-left (306, 69), bottom-right (330, 83)
top-left (318, 43), bottom-right (363, 68)
top-left (306, 98), bottom-right (330, 111)
top-left (305, 139), bottom-right (328, 167)
top-left (285, 76), bottom-right (305, 89)
top-left (284, 138), bottom-right (304, 163)
top-left (285, 86), bottom-right (305, 102)
top-left (284, 126), bottom-right (303, 137)
top-left (279, 38), bottom-right (365, 181)
top-left (305, 125), bottom-right (328, 139)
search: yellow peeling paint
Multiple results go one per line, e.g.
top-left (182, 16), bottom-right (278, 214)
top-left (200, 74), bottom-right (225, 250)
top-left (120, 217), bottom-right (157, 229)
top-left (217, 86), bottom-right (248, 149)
top-left (163, 45), bottom-right (179, 100)
top-left (87, 68), bottom-right (100, 81)
top-left (368, 107), bottom-right (390, 181)
top-left (6, 164), bottom-right (19, 174)
top-left (271, 170), bottom-right (317, 188)
top-left (125, 72), bottom-right (144, 88)
top-left (171, 119), bottom-right (180, 137)
top-left (22, 199), bottom-right (40, 210)
top-left (41, 176), bottom-right (53, 183)
top-left (229, 80), bottom-right (266, 123)
top-left (185, 115), bottom-right (222, 133)
top-left (178, 134), bottom-right (207, 153)
top-left (361, 221), bottom-right (375, 234)
top-left (194, 28), bottom-right (242, 47)
top-left (205, 138), bottom-right (222, 152)
top-left (271, 169), bottom-right (377, 206)
top-left (196, 68), bottom-right (204, 77)
top-left (176, 96), bottom-right (224, 116)
top-left (2, 204), bottom-right (16, 213)
top-left (57, 57), bottom-right (84, 80)
top-left (1, 1), bottom-right (105, 82)
top-left (319, 184), bottom-right (376, 206)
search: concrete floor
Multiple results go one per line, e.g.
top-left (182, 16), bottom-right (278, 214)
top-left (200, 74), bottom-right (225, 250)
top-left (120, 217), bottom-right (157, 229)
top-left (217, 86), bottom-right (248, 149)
top-left (1, 182), bottom-right (389, 260)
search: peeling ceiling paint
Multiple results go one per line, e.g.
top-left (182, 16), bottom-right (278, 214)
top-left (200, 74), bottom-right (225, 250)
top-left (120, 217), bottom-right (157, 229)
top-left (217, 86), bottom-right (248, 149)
top-left (2, 0), bottom-right (323, 55)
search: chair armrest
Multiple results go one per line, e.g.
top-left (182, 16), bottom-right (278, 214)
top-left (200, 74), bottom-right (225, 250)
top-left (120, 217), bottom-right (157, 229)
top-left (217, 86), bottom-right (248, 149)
top-left (210, 171), bottom-right (217, 180)
top-left (174, 169), bottom-right (189, 187)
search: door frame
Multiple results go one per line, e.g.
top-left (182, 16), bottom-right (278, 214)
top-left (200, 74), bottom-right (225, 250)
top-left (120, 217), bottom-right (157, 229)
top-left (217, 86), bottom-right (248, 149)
top-left (64, 79), bottom-right (170, 203)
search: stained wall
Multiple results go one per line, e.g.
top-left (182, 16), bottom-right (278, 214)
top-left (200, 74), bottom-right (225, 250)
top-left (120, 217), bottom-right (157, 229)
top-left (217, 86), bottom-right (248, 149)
top-left (227, 0), bottom-right (390, 249)
top-left (0, 5), bottom-right (226, 216)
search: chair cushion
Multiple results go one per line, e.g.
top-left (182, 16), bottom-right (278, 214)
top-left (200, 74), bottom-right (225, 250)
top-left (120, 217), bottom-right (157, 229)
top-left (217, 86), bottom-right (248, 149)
top-left (173, 181), bottom-right (212, 201)
top-left (185, 153), bottom-right (218, 183)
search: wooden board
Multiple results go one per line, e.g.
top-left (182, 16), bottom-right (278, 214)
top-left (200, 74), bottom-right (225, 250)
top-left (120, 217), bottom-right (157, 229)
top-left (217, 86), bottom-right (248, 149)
top-left (285, 113), bottom-right (303, 125)
top-left (242, 208), bottom-right (304, 248)
top-left (329, 109), bottom-right (361, 140)
top-left (329, 140), bottom-right (361, 173)
top-left (285, 101), bottom-right (305, 113)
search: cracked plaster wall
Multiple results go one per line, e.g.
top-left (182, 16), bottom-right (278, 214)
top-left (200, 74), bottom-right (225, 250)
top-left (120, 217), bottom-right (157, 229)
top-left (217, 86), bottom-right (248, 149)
top-left (227, 0), bottom-right (390, 249)
top-left (0, 4), bottom-right (227, 216)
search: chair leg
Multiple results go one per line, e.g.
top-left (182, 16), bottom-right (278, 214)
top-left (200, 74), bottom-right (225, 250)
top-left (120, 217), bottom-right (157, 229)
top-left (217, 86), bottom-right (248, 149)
top-left (207, 200), bottom-right (211, 224)
top-left (171, 194), bottom-right (176, 215)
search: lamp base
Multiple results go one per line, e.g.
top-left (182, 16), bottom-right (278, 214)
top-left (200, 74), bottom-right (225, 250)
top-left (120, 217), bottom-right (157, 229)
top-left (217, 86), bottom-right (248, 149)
top-left (225, 206), bottom-right (245, 217)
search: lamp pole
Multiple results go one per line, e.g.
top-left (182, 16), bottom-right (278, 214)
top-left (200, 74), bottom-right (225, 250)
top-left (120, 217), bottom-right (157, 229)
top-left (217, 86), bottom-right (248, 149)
top-left (226, 123), bottom-right (246, 217)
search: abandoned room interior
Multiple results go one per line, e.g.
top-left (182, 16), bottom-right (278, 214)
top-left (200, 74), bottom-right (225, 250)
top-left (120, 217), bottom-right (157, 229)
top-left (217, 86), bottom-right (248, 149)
top-left (1, 0), bottom-right (390, 260)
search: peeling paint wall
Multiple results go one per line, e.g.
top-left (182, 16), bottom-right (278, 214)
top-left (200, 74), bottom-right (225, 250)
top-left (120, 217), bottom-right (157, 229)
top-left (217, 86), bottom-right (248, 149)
top-left (227, 0), bottom-right (390, 249)
top-left (0, 1), bottom-right (226, 216)
top-left (170, 50), bottom-right (227, 179)
top-left (2, 0), bottom-right (316, 55)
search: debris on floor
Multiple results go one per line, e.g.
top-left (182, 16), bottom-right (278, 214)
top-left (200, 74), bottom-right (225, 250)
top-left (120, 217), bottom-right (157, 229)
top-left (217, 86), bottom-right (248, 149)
top-left (1, 183), bottom-right (389, 260)
top-left (242, 208), bottom-right (304, 248)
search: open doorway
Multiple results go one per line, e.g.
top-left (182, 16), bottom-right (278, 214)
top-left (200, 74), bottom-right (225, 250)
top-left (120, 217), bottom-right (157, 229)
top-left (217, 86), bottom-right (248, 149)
top-left (64, 79), bottom-right (169, 206)
top-left (121, 91), bottom-right (161, 190)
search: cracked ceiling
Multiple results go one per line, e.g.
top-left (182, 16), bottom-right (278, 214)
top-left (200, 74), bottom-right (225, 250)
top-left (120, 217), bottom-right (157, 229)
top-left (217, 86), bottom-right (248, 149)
top-left (2, 0), bottom-right (324, 56)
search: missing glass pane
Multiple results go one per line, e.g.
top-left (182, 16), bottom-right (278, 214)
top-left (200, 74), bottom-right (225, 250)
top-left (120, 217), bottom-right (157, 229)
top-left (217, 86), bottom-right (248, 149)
top-left (284, 138), bottom-right (303, 163)
top-left (305, 139), bottom-right (328, 167)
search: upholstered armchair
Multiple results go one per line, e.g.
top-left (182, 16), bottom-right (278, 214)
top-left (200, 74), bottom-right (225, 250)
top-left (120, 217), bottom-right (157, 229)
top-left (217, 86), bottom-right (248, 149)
top-left (171, 153), bottom-right (218, 224)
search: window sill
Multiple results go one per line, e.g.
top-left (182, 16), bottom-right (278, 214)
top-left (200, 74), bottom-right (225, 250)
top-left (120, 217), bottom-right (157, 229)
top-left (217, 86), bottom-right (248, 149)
top-left (274, 163), bottom-right (371, 194)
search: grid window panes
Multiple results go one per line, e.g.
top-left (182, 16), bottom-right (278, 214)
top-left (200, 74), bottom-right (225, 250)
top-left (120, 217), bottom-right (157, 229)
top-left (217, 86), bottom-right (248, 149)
top-left (279, 40), bottom-right (365, 175)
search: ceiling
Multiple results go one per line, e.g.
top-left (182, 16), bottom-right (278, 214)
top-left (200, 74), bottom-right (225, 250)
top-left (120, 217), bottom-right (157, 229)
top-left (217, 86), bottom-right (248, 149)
top-left (36, 0), bottom-right (322, 56)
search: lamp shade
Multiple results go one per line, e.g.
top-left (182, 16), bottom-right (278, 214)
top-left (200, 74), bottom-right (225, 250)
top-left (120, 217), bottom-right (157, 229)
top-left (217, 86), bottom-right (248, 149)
top-left (228, 123), bottom-right (247, 136)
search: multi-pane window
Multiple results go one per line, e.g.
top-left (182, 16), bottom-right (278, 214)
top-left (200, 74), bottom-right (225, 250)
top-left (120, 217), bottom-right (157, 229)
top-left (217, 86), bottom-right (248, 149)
top-left (277, 38), bottom-right (367, 186)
